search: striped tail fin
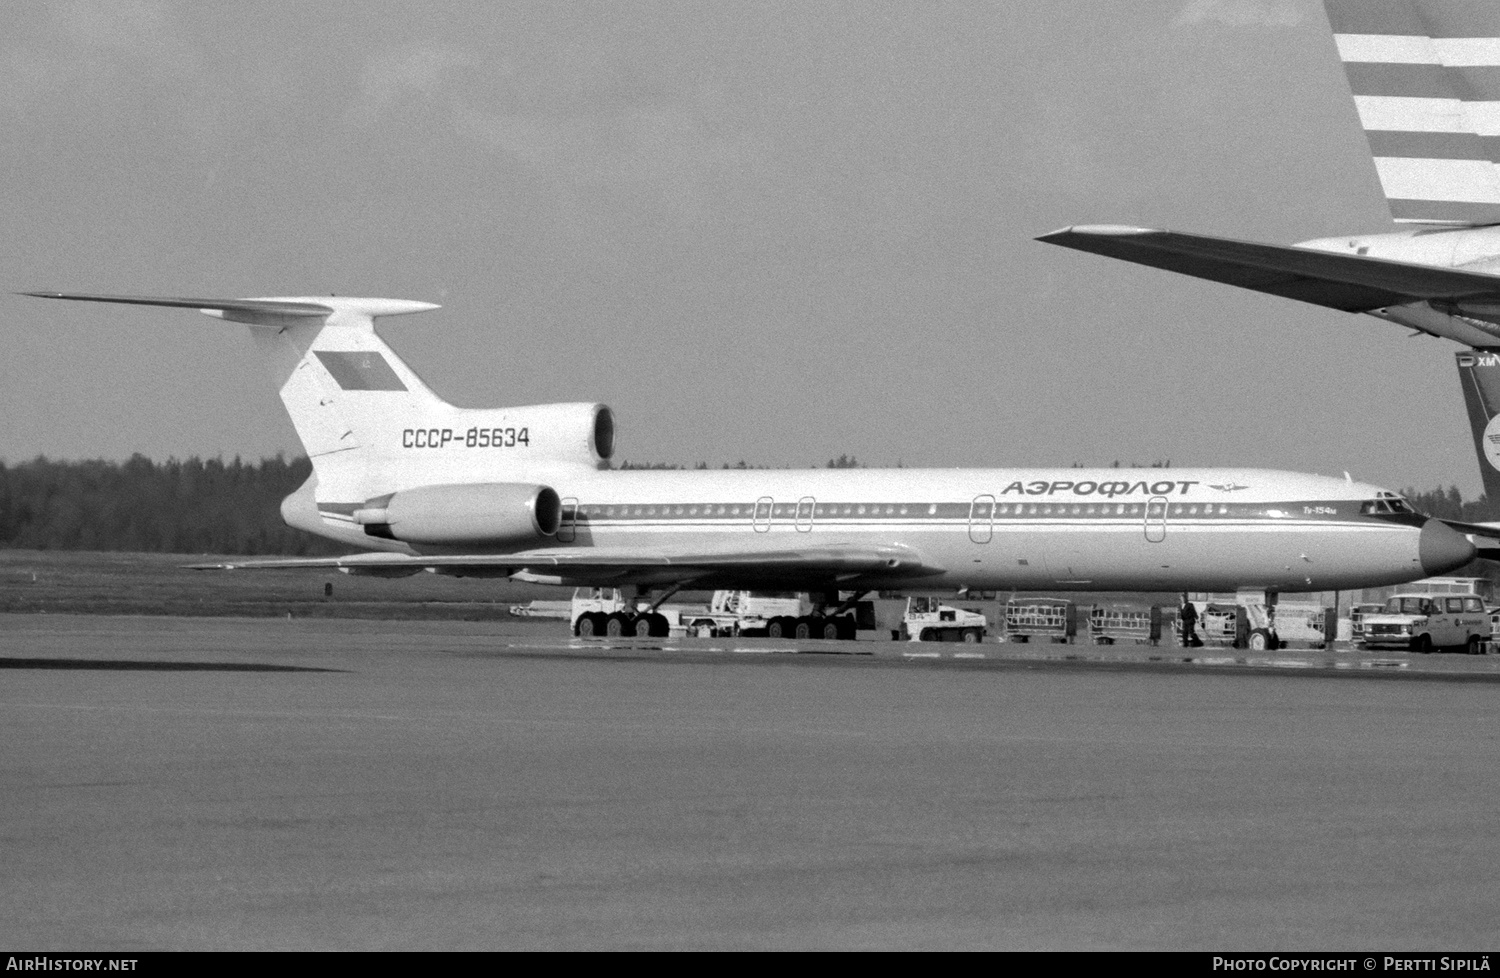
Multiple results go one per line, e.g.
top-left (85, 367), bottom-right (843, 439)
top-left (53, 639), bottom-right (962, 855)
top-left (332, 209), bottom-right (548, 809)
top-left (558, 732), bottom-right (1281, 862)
top-left (1325, 0), bottom-right (1500, 224)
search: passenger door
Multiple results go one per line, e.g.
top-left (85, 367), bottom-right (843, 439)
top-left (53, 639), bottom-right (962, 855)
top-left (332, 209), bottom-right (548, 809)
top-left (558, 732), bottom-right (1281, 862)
top-left (1144, 496), bottom-right (1168, 543)
top-left (795, 496), bottom-right (816, 533)
top-left (753, 496), bottom-right (774, 533)
top-left (968, 494), bottom-right (994, 544)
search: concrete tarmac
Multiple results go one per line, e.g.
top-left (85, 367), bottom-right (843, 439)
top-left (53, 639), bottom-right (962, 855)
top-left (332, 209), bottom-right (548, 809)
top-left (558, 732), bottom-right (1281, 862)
top-left (3, 614), bottom-right (1500, 950)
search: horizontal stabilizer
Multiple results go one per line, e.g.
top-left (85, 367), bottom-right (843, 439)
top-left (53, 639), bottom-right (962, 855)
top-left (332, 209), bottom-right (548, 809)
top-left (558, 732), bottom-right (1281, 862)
top-left (1037, 226), bottom-right (1500, 312)
top-left (20, 293), bottom-right (440, 330)
top-left (20, 292), bottom-right (334, 318)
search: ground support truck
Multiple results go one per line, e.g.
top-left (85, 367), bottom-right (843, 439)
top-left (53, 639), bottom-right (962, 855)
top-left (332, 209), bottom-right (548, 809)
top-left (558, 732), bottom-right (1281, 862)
top-left (1186, 592), bottom-right (1334, 651)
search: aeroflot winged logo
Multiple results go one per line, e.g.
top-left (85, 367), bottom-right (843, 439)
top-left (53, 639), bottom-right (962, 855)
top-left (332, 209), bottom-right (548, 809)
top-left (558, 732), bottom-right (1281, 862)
top-left (1484, 416), bottom-right (1500, 473)
top-left (1209, 482), bottom-right (1249, 492)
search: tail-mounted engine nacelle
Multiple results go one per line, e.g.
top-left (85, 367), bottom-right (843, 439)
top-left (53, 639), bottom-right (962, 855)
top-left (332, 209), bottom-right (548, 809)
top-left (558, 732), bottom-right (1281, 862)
top-left (355, 482), bottom-right (561, 546)
top-left (452, 402), bottom-right (615, 466)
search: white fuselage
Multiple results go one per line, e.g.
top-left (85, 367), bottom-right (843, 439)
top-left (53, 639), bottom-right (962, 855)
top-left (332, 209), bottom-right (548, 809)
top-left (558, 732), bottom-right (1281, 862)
top-left (300, 465), bottom-right (1468, 594)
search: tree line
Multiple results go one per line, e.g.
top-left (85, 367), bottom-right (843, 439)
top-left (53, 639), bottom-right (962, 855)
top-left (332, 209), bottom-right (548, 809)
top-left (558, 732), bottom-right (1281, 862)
top-left (0, 453), bottom-right (1493, 556)
top-left (0, 454), bottom-right (339, 555)
top-left (1400, 485), bottom-right (1495, 523)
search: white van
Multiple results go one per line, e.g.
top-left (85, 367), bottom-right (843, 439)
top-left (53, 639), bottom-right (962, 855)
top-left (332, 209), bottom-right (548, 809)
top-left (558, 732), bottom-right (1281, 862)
top-left (1358, 594), bottom-right (1491, 654)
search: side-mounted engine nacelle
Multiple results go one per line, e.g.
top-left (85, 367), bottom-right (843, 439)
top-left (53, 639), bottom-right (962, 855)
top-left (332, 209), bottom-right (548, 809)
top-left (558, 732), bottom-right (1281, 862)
top-left (356, 482), bottom-right (561, 547)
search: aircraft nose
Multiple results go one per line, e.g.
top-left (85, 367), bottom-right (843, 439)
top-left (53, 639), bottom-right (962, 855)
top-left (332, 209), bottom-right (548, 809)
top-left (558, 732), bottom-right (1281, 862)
top-left (1420, 519), bottom-right (1477, 575)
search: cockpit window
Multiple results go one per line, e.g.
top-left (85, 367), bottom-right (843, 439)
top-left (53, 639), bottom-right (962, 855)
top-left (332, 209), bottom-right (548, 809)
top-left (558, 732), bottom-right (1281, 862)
top-left (1361, 497), bottom-right (1417, 515)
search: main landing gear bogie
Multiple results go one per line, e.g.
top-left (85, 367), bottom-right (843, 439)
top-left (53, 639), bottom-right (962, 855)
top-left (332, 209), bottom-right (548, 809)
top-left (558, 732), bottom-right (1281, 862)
top-left (765, 615), bottom-right (856, 641)
top-left (579, 611), bottom-right (856, 641)
top-left (575, 611), bottom-right (671, 638)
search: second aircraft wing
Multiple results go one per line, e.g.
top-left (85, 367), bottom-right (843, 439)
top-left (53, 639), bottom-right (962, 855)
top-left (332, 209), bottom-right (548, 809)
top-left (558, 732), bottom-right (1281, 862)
top-left (1037, 225), bottom-right (1500, 313)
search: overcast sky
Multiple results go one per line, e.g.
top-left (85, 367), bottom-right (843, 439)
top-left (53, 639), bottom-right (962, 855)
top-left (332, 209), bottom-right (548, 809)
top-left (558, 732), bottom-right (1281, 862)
top-left (1, 0), bottom-right (1474, 496)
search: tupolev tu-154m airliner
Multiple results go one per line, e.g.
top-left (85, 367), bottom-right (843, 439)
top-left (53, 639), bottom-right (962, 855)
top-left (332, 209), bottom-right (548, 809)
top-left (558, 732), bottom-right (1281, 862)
top-left (23, 291), bottom-right (1477, 638)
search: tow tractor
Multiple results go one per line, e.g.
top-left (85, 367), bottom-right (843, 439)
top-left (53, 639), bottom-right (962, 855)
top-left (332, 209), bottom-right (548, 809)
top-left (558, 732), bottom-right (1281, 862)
top-left (900, 596), bottom-right (987, 642)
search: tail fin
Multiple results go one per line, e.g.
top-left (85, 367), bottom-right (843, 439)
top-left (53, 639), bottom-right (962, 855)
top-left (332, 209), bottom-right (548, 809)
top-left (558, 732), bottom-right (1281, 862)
top-left (227, 295), bottom-right (445, 470)
top-left (1455, 348), bottom-right (1500, 504)
top-left (21, 292), bottom-right (448, 504)
top-left (26, 290), bottom-right (616, 551)
top-left (1324, 0), bottom-right (1500, 224)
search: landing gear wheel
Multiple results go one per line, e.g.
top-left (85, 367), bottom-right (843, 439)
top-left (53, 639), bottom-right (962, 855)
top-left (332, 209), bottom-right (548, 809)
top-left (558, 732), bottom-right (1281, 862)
top-left (605, 612), bottom-right (630, 637)
top-left (576, 612), bottom-right (604, 638)
top-left (631, 615), bottom-right (653, 637)
top-left (819, 618), bottom-right (842, 640)
top-left (793, 616), bottom-right (815, 639)
top-left (766, 617), bottom-right (790, 639)
top-left (835, 617), bottom-right (857, 641)
top-left (647, 613), bottom-right (670, 638)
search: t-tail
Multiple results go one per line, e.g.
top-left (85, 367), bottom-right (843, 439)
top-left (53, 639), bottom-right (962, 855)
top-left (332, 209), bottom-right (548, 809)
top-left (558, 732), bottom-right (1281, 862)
top-left (22, 293), bottom-right (615, 552)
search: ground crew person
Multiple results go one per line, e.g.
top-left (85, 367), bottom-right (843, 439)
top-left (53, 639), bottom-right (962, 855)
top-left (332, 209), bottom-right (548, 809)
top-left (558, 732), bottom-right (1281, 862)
top-left (1180, 599), bottom-right (1201, 647)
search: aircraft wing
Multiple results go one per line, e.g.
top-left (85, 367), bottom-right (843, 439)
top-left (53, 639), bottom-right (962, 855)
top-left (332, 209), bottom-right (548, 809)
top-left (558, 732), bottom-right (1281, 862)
top-left (188, 543), bottom-right (946, 588)
top-left (1037, 226), bottom-right (1500, 312)
top-left (1436, 519), bottom-right (1500, 561)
